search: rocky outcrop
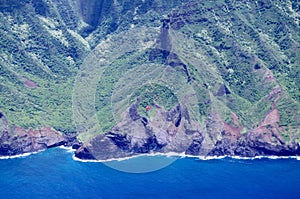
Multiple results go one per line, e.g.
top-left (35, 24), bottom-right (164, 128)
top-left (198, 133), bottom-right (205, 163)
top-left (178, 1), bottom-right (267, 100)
top-left (208, 129), bottom-right (300, 157)
top-left (75, 112), bottom-right (300, 160)
top-left (0, 113), bottom-right (79, 156)
top-left (76, 0), bottom-right (107, 28)
top-left (75, 90), bottom-right (300, 160)
top-left (75, 102), bottom-right (203, 160)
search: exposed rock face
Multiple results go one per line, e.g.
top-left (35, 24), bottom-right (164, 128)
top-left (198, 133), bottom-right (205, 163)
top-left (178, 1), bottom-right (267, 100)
top-left (0, 113), bottom-right (79, 156)
top-left (76, 0), bottom-right (105, 27)
top-left (75, 83), bottom-right (300, 160)
top-left (207, 130), bottom-right (300, 157)
top-left (75, 102), bottom-right (203, 160)
top-left (75, 1), bottom-right (300, 160)
top-left (76, 108), bottom-right (300, 160)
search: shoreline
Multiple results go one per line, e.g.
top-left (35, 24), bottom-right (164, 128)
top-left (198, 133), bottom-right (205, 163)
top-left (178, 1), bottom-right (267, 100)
top-left (1, 146), bottom-right (299, 161)
top-left (71, 150), bottom-right (300, 163)
top-left (0, 146), bottom-right (73, 160)
top-left (0, 150), bottom-right (44, 160)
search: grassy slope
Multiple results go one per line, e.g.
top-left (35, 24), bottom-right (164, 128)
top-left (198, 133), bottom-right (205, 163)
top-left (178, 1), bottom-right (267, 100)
top-left (0, 0), bottom-right (299, 141)
top-left (0, 0), bottom-right (187, 135)
top-left (0, 0), bottom-right (87, 133)
top-left (92, 0), bottom-right (299, 141)
top-left (176, 0), bottom-right (300, 133)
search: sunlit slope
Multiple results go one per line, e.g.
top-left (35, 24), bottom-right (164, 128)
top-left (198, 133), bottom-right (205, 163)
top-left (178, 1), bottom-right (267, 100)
top-left (79, 0), bottom-right (300, 142)
top-left (0, 0), bottom-right (299, 144)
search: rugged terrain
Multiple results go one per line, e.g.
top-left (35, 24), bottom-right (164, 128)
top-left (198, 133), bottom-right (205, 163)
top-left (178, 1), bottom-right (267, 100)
top-left (0, 0), bottom-right (299, 159)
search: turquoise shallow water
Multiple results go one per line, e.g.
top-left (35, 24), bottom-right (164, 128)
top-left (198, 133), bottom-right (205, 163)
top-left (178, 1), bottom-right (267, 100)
top-left (0, 147), bottom-right (300, 199)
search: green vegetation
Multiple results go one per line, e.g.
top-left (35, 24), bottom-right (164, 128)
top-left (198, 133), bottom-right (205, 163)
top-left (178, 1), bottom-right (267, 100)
top-left (130, 83), bottom-right (179, 117)
top-left (0, 0), bottom-right (299, 141)
top-left (169, 0), bottom-right (299, 135)
top-left (0, 2), bottom-right (87, 133)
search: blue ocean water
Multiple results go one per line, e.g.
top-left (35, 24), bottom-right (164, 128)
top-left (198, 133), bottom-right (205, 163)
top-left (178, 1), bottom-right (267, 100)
top-left (0, 148), bottom-right (300, 199)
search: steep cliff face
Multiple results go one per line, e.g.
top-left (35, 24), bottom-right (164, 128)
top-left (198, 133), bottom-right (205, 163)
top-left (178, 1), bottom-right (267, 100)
top-left (0, 0), bottom-right (299, 158)
top-left (75, 91), bottom-right (300, 160)
top-left (76, 102), bottom-right (203, 159)
top-left (77, 0), bottom-right (105, 27)
top-left (75, 0), bottom-right (300, 160)
top-left (0, 0), bottom-right (188, 156)
top-left (0, 113), bottom-right (69, 156)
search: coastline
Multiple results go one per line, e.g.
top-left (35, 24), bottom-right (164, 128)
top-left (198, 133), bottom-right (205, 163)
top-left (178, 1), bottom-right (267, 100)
top-left (0, 150), bottom-right (44, 160)
top-left (70, 149), bottom-right (300, 163)
top-left (59, 145), bottom-right (77, 153)
top-left (0, 146), bottom-right (73, 160)
top-left (1, 146), bottom-right (299, 161)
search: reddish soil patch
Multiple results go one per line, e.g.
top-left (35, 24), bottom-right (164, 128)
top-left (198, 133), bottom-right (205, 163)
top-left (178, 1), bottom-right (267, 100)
top-left (14, 126), bottom-right (26, 136)
top-left (251, 100), bottom-right (285, 144)
top-left (231, 113), bottom-right (240, 127)
top-left (13, 125), bottom-right (59, 137)
top-left (251, 125), bottom-right (285, 144)
top-left (267, 86), bottom-right (282, 102)
top-left (261, 108), bottom-right (280, 126)
top-left (24, 79), bottom-right (38, 88)
top-left (223, 113), bottom-right (243, 137)
top-left (167, 123), bottom-right (177, 136)
top-left (262, 69), bottom-right (275, 83)
top-left (251, 126), bottom-right (269, 134)
top-left (223, 123), bottom-right (242, 137)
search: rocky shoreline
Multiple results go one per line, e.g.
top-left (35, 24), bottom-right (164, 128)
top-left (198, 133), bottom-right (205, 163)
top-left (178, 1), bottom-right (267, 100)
top-left (0, 126), bottom-right (81, 157)
top-left (0, 0), bottom-right (299, 162)
top-left (74, 129), bottom-right (300, 161)
top-left (73, 102), bottom-right (300, 161)
top-left (1, 124), bottom-right (300, 161)
top-left (1, 103), bottom-right (300, 160)
top-left (0, 113), bottom-right (81, 156)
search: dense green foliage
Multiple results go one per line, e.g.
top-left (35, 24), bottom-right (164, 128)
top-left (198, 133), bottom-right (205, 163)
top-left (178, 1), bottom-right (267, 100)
top-left (170, 0), bottom-right (300, 133)
top-left (0, 1), bottom-right (87, 132)
top-left (130, 83), bottom-right (179, 116)
top-left (0, 0), bottom-right (299, 141)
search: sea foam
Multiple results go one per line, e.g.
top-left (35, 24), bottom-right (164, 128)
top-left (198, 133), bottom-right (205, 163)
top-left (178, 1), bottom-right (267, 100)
top-left (59, 146), bottom-right (76, 153)
top-left (0, 150), bottom-right (43, 160)
top-left (72, 151), bottom-right (300, 162)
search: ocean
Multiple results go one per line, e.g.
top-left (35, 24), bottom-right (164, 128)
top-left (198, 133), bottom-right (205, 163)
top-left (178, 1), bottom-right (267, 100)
top-left (0, 147), bottom-right (300, 199)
